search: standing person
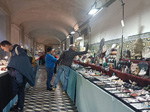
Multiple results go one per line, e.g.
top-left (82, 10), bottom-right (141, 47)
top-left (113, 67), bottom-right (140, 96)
top-left (39, 52), bottom-right (45, 65)
top-left (0, 40), bottom-right (35, 112)
top-left (53, 44), bottom-right (88, 93)
top-left (52, 49), bottom-right (59, 74)
top-left (45, 47), bottom-right (57, 91)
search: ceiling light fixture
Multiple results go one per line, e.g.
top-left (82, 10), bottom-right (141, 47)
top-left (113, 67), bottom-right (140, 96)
top-left (121, 20), bottom-right (125, 27)
top-left (88, 1), bottom-right (103, 16)
top-left (70, 31), bottom-right (75, 34)
top-left (76, 37), bottom-right (83, 40)
top-left (92, 7), bottom-right (103, 16)
top-left (88, 8), bottom-right (99, 15)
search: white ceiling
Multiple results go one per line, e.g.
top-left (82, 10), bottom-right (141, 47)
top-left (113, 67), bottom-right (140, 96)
top-left (1, 0), bottom-right (109, 45)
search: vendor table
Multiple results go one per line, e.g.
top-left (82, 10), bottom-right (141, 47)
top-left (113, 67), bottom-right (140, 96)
top-left (0, 72), bottom-right (17, 112)
top-left (76, 73), bottom-right (137, 112)
top-left (60, 68), bottom-right (77, 102)
top-left (59, 65), bottom-right (141, 112)
top-left (74, 61), bottom-right (150, 87)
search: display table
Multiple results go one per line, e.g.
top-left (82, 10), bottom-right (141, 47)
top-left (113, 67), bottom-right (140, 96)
top-left (74, 61), bottom-right (150, 87)
top-left (0, 71), bottom-right (17, 112)
top-left (59, 66), bottom-right (139, 112)
top-left (60, 68), bottom-right (77, 102)
top-left (121, 59), bottom-right (150, 65)
top-left (76, 73), bottom-right (136, 112)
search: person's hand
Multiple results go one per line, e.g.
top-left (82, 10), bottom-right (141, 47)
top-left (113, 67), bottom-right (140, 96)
top-left (1, 67), bottom-right (7, 71)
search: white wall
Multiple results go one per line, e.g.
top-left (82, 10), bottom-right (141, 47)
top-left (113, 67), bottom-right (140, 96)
top-left (0, 10), bottom-right (6, 42)
top-left (52, 44), bottom-right (60, 50)
top-left (90, 0), bottom-right (150, 44)
top-left (66, 38), bottom-right (70, 50)
top-left (11, 24), bottom-right (20, 44)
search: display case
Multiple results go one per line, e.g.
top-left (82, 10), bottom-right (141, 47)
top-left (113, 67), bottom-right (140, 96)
top-left (0, 59), bottom-right (15, 112)
top-left (75, 65), bottom-right (150, 112)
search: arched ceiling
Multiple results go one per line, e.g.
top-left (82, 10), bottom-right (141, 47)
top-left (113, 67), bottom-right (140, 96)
top-left (2, 0), bottom-right (109, 45)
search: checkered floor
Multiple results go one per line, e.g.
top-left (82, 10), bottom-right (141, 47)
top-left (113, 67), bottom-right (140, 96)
top-left (23, 67), bottom-right (78, 112)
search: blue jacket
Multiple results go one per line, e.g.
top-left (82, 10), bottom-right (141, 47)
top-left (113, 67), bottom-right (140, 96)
top-left (45, 53), bottom-right (57, 68)
top-left (7, 44), bottom-right (35, 86)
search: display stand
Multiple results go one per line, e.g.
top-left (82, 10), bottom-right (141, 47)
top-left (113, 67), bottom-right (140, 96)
top-left (76, 73), bottom-right (136, 112)
top-left (74, 60), bottom-right (150, 87)
top-left (0, 72), bottom-right (17, 112)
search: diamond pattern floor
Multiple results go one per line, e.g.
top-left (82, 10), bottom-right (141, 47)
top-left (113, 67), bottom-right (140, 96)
top-left (23, 66), bottom-right (78, 112)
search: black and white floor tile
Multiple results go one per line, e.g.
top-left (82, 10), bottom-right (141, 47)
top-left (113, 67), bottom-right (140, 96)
top-left (23, 66), bottom-right (78, 112)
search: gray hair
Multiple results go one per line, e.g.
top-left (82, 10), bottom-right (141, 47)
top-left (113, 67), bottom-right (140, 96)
top-left (69, 44), bottom-right (75, 50)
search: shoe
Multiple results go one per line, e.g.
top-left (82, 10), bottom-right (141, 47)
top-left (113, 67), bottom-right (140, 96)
top-left (10, 105), bottom-right (18, 111)
top-left (63, 91), bottom-right (66, 94)
top-left (52, 87), bottom-right (56, 91)
top-left (16, 107), bottom-right (23, 112)
top-left (47, 88), bottom-right (52, 91)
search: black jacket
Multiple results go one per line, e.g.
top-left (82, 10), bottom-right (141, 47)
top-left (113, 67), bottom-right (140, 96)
top-left (7, 45), bottom-right (35, 86)
top-left (56, 44), bottom-right (88, 67)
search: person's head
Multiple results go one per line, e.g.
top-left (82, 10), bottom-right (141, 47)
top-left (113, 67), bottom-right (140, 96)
top-left (69, 45), bottom-right (75, 51)
top-left (52, 49), bottom-right (55, 56)
top-left (0, 40), bottom-right (13, 52)
top-left (47, 47), bottom-right (53, 54)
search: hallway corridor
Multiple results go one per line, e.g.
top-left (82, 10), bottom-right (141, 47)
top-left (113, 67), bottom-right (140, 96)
top-left (23, 66), bottom-right (78, 112)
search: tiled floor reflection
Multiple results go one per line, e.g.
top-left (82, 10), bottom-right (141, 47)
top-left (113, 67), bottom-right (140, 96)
top-left (23, 66), bottom-right (78, 112)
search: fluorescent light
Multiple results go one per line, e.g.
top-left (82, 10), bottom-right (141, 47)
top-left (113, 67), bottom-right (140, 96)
top-left (88, 8), bottom-right (99, 15)
top-left (71, 31), bottom-right (75, 34)
top-left (76, 37), bottom-right (83, 40)
top-left (93, 7), bottom-right (103, 16)
top-left (121, 20), bottom-right (125, 27)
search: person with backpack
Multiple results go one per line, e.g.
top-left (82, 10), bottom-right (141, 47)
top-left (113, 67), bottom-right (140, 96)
top-left (0, 40), bottom-right (35, 112)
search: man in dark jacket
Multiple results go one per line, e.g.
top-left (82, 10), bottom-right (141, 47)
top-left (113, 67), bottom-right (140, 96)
top-left (0, 40), bottom-right (35, 112)
top-left (53, 44), bottom-right (88, 93)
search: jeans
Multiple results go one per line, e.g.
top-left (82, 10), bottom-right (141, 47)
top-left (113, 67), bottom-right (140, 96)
top-left (12, 76), bottom-right (26, 109)
top-left (53, 65), bottom-right (70, 91)
top-left (46, 67), bottom-right (54, 89)
top-left (32, 66), bottom-right (38, 80)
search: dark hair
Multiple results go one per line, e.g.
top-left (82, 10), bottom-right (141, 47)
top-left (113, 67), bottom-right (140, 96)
top-left (0, 40), bottom-right (12, 46)
top-left (47, 47), bottom-right (53, 52)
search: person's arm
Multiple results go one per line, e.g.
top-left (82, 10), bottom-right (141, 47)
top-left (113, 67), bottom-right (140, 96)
top-left (55, 52), bottom-right (65, 65)
top-left (50, 55), bottom-right (57, 62)
top-left (75, 44), bottom-right (88, 55)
